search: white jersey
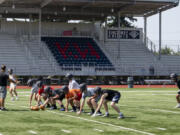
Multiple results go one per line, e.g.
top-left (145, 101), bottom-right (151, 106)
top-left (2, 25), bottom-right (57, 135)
top-left (9, 74), bottom-right (16, 88)
top-left (68, 79), bottom-right (80, 90)
top-left (31, 83), bottom-right (39, 94)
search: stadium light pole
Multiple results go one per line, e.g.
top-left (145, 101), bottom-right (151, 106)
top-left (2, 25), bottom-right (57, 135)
top-left (159, 11), bottom-right (162, 60)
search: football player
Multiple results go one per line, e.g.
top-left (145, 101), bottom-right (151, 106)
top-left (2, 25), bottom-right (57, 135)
top-left (77, 83), bottom-right (102, 115)
top-left (40, 86), bottom-right (68, 111)
top-left (170, 73), bottom-right (180, 108)
top-left (92, 87), bottom-right (124, 119)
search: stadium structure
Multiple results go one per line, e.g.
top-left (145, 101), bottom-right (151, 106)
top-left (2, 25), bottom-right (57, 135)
top-left (0, 0), bottom-right (179, 77)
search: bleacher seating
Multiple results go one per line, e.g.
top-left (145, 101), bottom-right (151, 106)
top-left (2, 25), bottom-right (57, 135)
top-left (41, 37), bottom-right (114, 71)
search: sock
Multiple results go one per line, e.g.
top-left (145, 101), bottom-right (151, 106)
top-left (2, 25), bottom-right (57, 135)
top-left (91, 109), bottom-right (95, 113)
top-left (105, 112), bottom-right (109, 115)
top-left (72, 106), bottom-right (76, 111)
top-left (119, 112), bottom-right (123, 115)
top-left (98, 110), bottom-right (101, 113)
top-left (61, 105), bottom-right (65, 108)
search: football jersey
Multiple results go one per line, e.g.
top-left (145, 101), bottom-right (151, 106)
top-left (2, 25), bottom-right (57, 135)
top-left (68, 79), bottom-right (80, 90)
top-left (102, 89), bottom-right (120, 101)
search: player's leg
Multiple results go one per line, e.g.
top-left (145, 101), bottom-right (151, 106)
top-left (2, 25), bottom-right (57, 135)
top-left (69, 99), bottom-right (76, 112)
top-left (50, 98), bottom-right (57, 110)
top-left (9, 87), bottom-right (14, 101)
top-left (175, 92), bottom-right (180, 108)
top-left (56, 99), bottom-right (65, 111)
top-left (87, 98), bottom-right (94, 114)
top-left (13, 86), bottom-right (18, 100)
top-left (91, 98), bottom-right (102, 115)
top-left (103, 100), bottom-right (109, 117)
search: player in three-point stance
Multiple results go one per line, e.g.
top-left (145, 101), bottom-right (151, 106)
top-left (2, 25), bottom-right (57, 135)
top-left (77, 83), bottom-right (102, 115)
top-left (92, 87), bottom-right (124, 119)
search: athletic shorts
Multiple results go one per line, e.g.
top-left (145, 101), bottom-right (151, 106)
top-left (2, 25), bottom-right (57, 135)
top-left (0, 86), bottom-right (7, 99)
top-left (178, 90), bottom-right (180, 95)
top-left (10, 83), bottom-right (16, 89)
top-left (54, 94), bottom-right (65, 101)
top-left (112, 93), bottom-right (121, 103)
top-left (95, 96), bottom-right (101, 102)
top-left (75, 93), bottom-right (82, 101)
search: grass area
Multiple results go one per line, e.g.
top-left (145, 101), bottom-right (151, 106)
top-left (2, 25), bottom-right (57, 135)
top-left (0, 88), bottom-right (180, 135)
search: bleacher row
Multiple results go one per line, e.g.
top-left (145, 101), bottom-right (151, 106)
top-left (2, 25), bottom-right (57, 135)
top-left (41, 37), bottom-right (115, 71)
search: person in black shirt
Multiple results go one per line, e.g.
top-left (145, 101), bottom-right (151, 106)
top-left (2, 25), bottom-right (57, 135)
top-left (40, 86), bottom-right (68, 111)
top-left (0, 65), bottom-right (15, 110)
top-left (170, 73), bottom-right (180, 108)
top-left (92, 87), bottom-right (124, 119)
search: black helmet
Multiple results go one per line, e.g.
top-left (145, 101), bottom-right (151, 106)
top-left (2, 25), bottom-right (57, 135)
top-left (27, 79), bottom-right (34, 87)
top-left (66, 73), bottom-right (73, 80)
top-left (44, 86), bottom-right (52, 94)
top-left (61, 85), bottom-right (69, 94)
top-left (36, 81), bottom-right (43, 88)
top-left (8, 68), bottom-right (13, 74)
top-left (94, 87), bottom-right (102, 95)
top-left (80, 83), bottom-right (87, 92)
top-left (170, 73), bottom-right (178, 79)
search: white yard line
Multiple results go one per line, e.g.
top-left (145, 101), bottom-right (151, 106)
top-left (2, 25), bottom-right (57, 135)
top-left (93, 128), bottom-right (104, 132)
top-left (152, 109), bottom-right (180, 114)
top-left (156, 128), bottom-right (166, 131)
top-left (7, 103), bottom-right (155, 135)
top-left (47, 111), bottom-right (155, 135)
top-left (0, 133), bottom-right (3, 135)
top-left (61, 129), bottom-right (72, 133)
top-left (120, 91), bottom-right (176, 93)
top-left (28, 130), bottom-right (37, 134)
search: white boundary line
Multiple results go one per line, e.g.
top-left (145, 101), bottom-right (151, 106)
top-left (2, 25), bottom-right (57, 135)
top-left (61, 129), bottom-right (72, 133)
top-left (0, 133), bottom-right (3, 135)
top-left (7, 103), bottom-right (155, 135)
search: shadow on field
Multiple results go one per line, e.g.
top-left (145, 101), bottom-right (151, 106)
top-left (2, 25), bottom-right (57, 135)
top-left (6, 109), bottom-right (29, 112)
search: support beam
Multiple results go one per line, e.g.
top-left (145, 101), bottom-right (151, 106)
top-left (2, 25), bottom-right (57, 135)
top-left (144, 16), bottom-right (147, 46)
top-left (39, 9), bottom-right (42, 57)
top-left (159, 11), bottom-right (162, 60)
top-left (118, 12), bottom-right (121, 28)
top-left (41, 0), bottom-right (53, 8)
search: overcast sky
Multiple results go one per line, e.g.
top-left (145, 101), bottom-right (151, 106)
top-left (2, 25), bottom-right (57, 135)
top-left (134, 4), bottom-right (180, 49)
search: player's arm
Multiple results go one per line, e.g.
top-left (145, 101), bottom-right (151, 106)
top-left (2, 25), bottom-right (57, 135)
top-left (93, 93), bottom-right (108, 116)
top-left (29, 93), bottom-right (34, 107)
top-left (52, 94), bottom-right (59, 100)
top-left (65, 98), bottom-right (69, 112)
top-left (42, 98), bottom-right (50, 107)
top-left (77, 98), bottom-right (85, 115)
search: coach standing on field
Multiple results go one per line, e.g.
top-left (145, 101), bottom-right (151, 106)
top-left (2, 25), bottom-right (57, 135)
top-left (0, 65), bottom-right (15, 110)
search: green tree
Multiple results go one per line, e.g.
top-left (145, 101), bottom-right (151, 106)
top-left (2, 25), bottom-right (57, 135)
top-left (161, 46), bottom-right (174, 55)
top-left (107, 16), bottom-right (137, 28)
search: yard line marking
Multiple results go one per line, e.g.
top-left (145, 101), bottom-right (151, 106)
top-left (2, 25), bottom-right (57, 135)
top-left (120, 91), bottom-right (176, 93)
top-left (19, 95), bottom-right (29, 97)
top-left (28, 130), bottom-right (37, 134)
top-left (0, 133), bottom-right (3, 135)
top-left (7, 103), bottom-right (155, 135)
top-left (152, 109), bottom-right (180, 114)
top-left (47, 111), bottom-right (155, 135)
top-left (93, 128), bottom-right (104, 132)
top-left (61, 129), bottom-right (72, 133)
top-left (156, 128), bottom-right (166, 131)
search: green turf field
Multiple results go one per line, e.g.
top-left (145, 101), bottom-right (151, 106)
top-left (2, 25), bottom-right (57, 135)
top-left (0, 88), bottom-right (180, 135)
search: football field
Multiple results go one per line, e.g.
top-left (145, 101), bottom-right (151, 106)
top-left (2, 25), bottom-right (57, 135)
top-left (0, 87), bottom-right (180, 135)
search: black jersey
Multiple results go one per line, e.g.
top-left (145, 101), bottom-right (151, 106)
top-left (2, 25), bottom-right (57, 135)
top-left (49, 88), bottom-right (65, 100)
top-left (102, 89), bottom-right (120, 101)
top-left (0, 72), bottom-right (9, 86)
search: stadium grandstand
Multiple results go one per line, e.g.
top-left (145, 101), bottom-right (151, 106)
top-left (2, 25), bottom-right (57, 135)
top-left (0, 0), bottom-right (179, 78)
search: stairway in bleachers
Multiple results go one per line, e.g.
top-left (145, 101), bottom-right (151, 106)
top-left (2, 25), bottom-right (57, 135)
top-left (41, 37), bottom-right (115, 71)
top-left (0, 34), bottom-right (30, 75)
